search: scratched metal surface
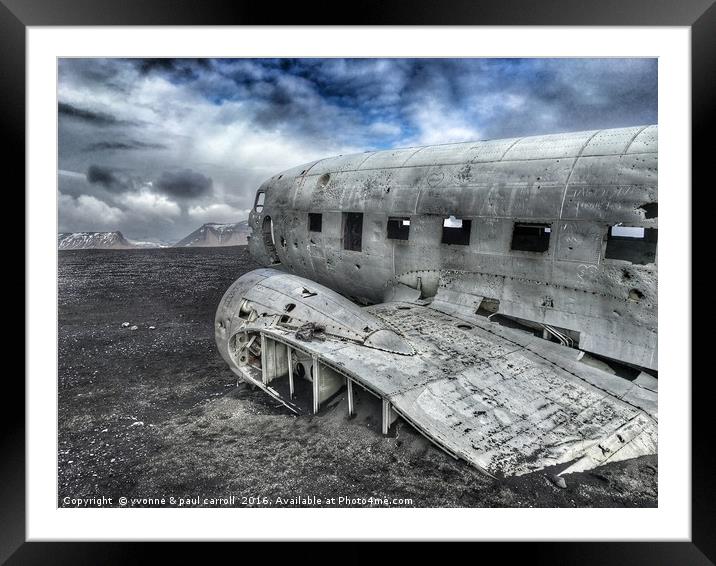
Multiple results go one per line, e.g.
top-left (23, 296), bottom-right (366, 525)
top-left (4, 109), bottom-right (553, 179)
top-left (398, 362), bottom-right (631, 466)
top-left (247, 125), bottom-right (657, 371)
top-left (221, 125), bottom-right (659, 477)
top-left (253, 301), bottom-right (657, 478)
top-left (215, 268), bottom-right (657, 478)
top-left (369, 303), bottom-right (657, 477)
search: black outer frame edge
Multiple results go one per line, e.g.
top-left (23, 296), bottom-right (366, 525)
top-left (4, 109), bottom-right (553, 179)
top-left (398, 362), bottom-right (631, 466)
top-left (1, 0), bottom-right (715, 26)
top-left (8, 0), bottom-right (711, 563)
top-left (1, 0), bottom-right (26, 565)
top-left (2, 542), bottom-right (716, 565)
top-left (691, 1), bottom-right (716, 563)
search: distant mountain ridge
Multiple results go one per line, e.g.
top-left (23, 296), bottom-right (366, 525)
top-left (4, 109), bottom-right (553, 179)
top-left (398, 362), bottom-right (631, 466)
top-left (59, 221), bottom-right (250, 250)
top-left (58, 231), bottom-right (135, 250)
top-left (174, 221), bottom-right (251, 248)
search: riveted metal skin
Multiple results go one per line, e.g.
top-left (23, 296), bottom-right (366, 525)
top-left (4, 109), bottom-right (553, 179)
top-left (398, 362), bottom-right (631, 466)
top-left (248, 125), bottom-right (657, 370)
top-left (219, 126), bottom-right (658, 477)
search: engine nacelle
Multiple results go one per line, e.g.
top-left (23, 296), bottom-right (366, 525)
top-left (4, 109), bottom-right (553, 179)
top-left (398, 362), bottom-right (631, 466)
top-left (215, 268), bottom-right (414, 383)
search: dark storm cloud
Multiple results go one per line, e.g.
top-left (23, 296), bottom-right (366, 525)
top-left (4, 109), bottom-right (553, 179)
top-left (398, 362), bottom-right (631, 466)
top-left (125, 57), bottom-right (657, 145)
top-left (86, 164), bottom-right (135, 192)
top-left (85, 140), bottom-right (168, 152)
top-left (155, 169), bottom-right (213, 198)
top-left (132, 58), bottom-right (212, 81)
top-left (58, 58), bottom-right (132, 93)
top-left (59, 102), bottom-right (133, 126)
top-left (470, 58), bottom-right (659, 138)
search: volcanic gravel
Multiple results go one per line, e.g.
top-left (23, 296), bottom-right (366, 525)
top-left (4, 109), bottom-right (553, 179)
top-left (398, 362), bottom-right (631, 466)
top-left (58, 246), bottom-right (657, 508)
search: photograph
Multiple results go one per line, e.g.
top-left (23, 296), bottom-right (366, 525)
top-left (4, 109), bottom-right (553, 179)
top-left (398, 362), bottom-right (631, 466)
top-left (56, 56), bottom-right (660, 509)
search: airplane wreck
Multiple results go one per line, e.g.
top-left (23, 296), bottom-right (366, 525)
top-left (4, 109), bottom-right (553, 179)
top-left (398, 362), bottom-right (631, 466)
top-left (215, 125), bottom-right (658, 479)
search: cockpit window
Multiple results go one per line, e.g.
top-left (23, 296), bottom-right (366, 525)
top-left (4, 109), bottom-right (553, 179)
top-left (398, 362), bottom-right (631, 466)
top-left (254, 191), bottom-right (265, 213)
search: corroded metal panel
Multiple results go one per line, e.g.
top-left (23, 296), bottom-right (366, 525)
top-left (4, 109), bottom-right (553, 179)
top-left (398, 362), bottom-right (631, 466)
top-left (227, 125), bottom-right (659, 476)
top-left (215, 269), bottom-right (656, 477)
top-left (246, 125), bottom-right (657, 370)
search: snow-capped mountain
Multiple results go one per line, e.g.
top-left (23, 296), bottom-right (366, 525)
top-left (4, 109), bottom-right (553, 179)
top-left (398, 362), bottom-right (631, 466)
top-left (174, 221), bottom-right (251, 248)
top-left (58, 231), bottom-right (135, 250)
top-left (58, 221), bottom-right (251, 250)
top-left (126, 239), bottom-right (171, 249)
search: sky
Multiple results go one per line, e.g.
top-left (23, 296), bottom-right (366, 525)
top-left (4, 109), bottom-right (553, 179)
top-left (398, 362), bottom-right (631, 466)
top-left (58, 58), bottom-right (657, 243)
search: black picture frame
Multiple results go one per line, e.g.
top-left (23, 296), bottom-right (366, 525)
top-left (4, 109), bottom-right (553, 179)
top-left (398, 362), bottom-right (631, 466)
top-left (8, 0), bottom-right (710, 562)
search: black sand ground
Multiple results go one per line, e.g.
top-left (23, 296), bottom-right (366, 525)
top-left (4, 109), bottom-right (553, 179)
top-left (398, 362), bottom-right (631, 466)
top-left (58, 246), bottom-right (657, 508)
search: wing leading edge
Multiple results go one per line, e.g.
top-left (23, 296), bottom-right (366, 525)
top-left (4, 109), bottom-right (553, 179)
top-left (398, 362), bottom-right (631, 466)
top-left (216, 269), bottom-right (657, 478)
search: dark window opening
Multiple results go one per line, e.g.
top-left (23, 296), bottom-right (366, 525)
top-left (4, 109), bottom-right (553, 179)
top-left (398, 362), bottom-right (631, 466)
top-left (640, 202), bottom-right (658, 219)
top-left (387, 217), bottom-right (410, 240)
top-left (254, 191), bottom-right (265, 213)
top-left (605, 226), bottom-right (657, 265)
top-left (343, 212), bottom-right (363, 252)
top-left (441, 216), bottom-right (471, 245)
top-left (308, 213), bottom-right (322, 232)
top-left (511, 222), bottom-right (551, 252)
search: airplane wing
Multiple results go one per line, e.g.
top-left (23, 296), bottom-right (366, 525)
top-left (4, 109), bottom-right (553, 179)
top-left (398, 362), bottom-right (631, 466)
top-left (216, 268), bottom-right (657, 478)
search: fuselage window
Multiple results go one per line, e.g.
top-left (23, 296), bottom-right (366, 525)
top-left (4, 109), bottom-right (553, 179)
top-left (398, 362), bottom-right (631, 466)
top-left (441, 216), bottom-right (471, 245)
top-left (343, 212), bottom-right (363, 252)
top-left (308, 213), bottom-right (322, 232)
top-left (254, 191), bottom-right (265, 213)
top-left (511, 222), bottom-right (551, 252)
top-left (387, 217), bottom-right (410, 240)
top-left (605, 225), bottom-right (657, 264)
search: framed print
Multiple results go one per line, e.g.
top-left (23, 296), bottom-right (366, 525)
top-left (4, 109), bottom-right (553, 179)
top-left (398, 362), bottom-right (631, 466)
top-left (8, 0), bottom-right (711, 561)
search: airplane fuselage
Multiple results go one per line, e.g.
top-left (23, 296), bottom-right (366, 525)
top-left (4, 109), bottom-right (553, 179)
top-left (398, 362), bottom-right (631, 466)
top-left (247, 125), bottom-right (657, 371)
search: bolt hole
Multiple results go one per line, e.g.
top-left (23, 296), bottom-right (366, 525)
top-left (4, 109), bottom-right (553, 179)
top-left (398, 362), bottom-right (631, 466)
top-left (629, 289), bottom-right (644, 301)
